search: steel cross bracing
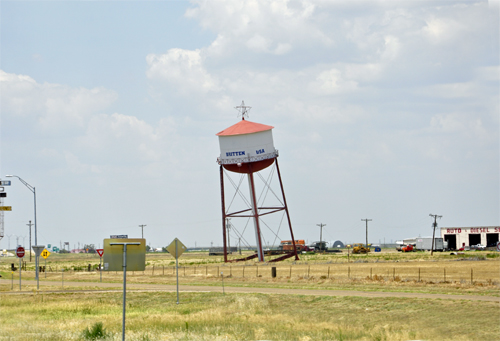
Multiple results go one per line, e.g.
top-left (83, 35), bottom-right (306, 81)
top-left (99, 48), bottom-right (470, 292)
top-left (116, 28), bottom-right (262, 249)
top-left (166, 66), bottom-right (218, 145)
top-left (220, 159), bottom-right (298, 262)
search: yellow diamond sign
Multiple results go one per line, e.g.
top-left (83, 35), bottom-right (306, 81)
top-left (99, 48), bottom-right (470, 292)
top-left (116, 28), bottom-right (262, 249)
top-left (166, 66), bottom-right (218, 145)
top-left (166, 238), bottom-right (187, 259)
top-left (41, 249), bottom-right (51, 259)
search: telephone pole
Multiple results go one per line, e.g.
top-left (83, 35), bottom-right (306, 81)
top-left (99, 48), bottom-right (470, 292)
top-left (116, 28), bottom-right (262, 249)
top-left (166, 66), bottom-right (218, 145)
top-left (429, 214), bottom-right (442, 256)
top-left (316, 223), bottom-right (326, 251)
top-left (27, 221), bottom-right (33, 261)
top-left (139, 224), bottom-right (146, 239)
top-left (361, 219), bottom-right (372, 248)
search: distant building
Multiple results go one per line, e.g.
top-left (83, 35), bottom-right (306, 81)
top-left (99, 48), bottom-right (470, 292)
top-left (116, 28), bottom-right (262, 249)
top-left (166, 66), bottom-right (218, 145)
top-left (331, 240), bottom-right (345, 248)
top-left (440, 226), bottom-right (499, 250)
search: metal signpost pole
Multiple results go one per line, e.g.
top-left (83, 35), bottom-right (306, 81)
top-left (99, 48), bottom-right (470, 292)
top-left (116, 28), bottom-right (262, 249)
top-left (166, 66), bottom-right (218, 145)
top-left (122, 244), bottom-right (128, 341)
top-left (96, 249), bottom-right (104, 282)
top-left (36, 254), bottom-right (39, 284)
top-left (16, 246), bottom-right (25, 291)
top-left (176, 240), bottom-right (179, 305)
top-left (166, 238), bottom-right (186, 305)
top-left (109, 241), bottom-right (140, 341)
top-left (19, 257), bottom-right (22, 290)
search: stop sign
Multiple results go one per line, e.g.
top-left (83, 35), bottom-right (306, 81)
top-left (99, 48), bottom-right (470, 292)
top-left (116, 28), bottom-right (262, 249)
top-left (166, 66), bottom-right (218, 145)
top-left (16, 247), bottom-right (25, 258)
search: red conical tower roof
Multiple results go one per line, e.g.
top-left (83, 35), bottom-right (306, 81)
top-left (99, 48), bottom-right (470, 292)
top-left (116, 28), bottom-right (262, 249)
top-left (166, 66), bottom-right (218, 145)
top-left (216, 119), bottom-right (274, 136)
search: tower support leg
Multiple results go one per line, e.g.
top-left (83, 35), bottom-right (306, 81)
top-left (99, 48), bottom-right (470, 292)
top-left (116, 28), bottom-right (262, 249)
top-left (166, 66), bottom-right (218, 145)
top-left (220, 165), bottom-right (228, 262)
top-left (275, 158), bottom-right (299, 261)
top-left (248, 172), bottom-right (265, 262)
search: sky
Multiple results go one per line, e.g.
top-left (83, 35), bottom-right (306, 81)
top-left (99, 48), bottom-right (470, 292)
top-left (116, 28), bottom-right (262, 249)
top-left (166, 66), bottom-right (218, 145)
top-left (0, 0), bottom-right (498, 251)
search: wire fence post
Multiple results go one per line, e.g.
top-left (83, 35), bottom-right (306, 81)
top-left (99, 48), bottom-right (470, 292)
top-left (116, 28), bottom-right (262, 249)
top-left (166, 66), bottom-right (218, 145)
top-left (471, 268), bottom-right (473, 284)
top-left (444, 268), bottom-right (446, 282)
top-left (393, 268), bottom-right (395, 281)
top-left (327, 266), bottom-right (330, 278)
top-left (418, 268), bottom-right (421, 282)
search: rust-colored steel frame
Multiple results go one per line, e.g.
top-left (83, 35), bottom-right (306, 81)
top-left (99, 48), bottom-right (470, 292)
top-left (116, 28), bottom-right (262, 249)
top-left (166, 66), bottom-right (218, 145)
top-left (219, 157), bottom-right (299, 262)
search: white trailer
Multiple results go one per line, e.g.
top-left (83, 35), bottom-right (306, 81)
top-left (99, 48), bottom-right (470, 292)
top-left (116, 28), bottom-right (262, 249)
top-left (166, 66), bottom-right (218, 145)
top-left (416, 237), bottom-right (444, 251)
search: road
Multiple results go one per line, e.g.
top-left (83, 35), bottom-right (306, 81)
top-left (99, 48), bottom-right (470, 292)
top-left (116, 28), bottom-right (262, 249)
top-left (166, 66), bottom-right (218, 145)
top-left (1, 279), bottom-right (498, 302)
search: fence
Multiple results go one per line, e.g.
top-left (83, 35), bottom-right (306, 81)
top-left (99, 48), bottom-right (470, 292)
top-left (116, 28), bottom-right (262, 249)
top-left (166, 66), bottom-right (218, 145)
top-left (4, 262), bottom-right (498, 285)
top-left (109, 263), bottom-right (497, 284)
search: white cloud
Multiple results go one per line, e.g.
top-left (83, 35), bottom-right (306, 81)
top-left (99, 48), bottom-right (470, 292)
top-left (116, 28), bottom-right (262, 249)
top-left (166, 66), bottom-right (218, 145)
top-left (0, 70), bottom-right (117, 132)
top-left (146, 48), bottom-right (221, 94)
top-left (186, 0), bottom-right (331, 58)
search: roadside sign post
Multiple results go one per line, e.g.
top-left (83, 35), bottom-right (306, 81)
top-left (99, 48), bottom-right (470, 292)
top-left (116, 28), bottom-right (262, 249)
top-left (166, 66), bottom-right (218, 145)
top-left (41, 249), bottom-right (50, 278)
top-left (97, 249), bottom-right (104, 282)
top-left (104, 238), bottom-right (145, 341)
top-left (166, 238), bottom-right (187, 305)
top-left (16, 247), bottom-right (25, 290)
top-left (32, 245), bottom-right (45, 290)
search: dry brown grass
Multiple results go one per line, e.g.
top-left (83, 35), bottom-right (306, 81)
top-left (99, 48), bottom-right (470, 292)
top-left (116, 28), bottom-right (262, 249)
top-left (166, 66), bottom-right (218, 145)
top-left (1, 290), bottom-right (498, 340)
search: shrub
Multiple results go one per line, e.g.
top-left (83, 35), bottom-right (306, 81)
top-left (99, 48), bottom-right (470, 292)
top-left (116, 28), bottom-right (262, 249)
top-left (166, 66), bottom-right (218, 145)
top-left (82, 322), bottom-right (110, 340)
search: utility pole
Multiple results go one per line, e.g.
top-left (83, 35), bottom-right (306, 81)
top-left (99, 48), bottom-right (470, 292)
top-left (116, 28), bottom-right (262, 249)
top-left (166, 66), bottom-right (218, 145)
top-left (27, 221), bottom-right (33, 261)
top-left (139, 224), bottom-right (146, 239)
top-left (316, 223), bottom-right (326, 251)
top-left (361, 219), bottom-right (372, 248)
top-left (429, 214), bottom-right (442, 256)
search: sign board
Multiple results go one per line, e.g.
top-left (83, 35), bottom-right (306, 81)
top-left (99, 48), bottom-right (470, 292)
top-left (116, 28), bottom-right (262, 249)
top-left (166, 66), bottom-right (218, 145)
top-left (41, 249), bottom-right (51, 259)
top-left (166, 238), bottom-right (187, 259)
top-left (0, 193), bottom-right (6, 197)
top-left (96, 249), bottom-right (104, 257)
top-left (103, 238), bottom-right (145, 271)
top-left (32, 245), bottom-right (45, 256)
top-left (16, 247), bottom-right (25, 258)
top-left (110, 235), bottom-right (128, 239)
top-left (0, 206), bottom-right (12, 211)
top-left (0, 180), bottom-right (11, 186)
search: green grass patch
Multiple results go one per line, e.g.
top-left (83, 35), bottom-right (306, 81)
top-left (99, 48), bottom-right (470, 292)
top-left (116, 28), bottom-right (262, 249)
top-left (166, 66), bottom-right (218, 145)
top-left (0, 291), bottom-right (498, 340)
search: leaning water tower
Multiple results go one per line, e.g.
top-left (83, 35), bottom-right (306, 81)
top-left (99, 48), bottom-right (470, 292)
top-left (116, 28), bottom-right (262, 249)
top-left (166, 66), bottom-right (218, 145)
top-left (216, 101), bottom-right (299, 262)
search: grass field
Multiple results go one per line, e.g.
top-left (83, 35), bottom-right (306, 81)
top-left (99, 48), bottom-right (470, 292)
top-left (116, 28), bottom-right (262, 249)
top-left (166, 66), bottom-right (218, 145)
top-left (1, 250), bottom-right (499, 340)
top-left (1, 291), bottom-right (499, 341)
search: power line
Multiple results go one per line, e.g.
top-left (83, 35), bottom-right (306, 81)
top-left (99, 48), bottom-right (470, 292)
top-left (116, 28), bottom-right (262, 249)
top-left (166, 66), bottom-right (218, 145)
top-left (361, 219), bottom-right (372, 247)
top-left (429, 214), bottom-right (442, 256)
top-left (139, 225), bottom-right (146, 239)
top-left (316, 223), bottom-right (326, 251)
